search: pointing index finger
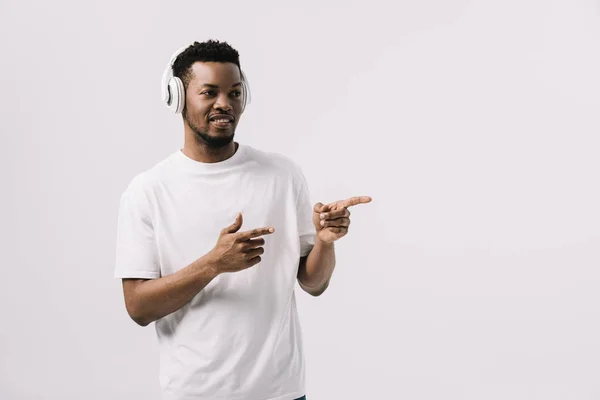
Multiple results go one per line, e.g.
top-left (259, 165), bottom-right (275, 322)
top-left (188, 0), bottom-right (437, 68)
top-left (339, 196), bottom-right (372, 209)
top-left (236, 226), bottom-right (275, 241)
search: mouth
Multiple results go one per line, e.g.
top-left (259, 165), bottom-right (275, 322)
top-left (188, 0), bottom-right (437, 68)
top-left (209, 114), bottom-right (234, 129)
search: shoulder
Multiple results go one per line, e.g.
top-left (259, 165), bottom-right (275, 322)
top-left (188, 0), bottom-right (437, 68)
top-left (244, 145), bottom-right (306, 180)
top-left (120, 152), bottom-right (178, 200)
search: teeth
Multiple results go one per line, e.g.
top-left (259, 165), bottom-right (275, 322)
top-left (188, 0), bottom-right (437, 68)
top-left (213, 119), bottom-right (231, 123)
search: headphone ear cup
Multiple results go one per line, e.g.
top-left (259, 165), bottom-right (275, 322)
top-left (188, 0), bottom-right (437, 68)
top-left (240, 71), bottom-right (251, 113)
top-left (174, 77), bottom-right (185, 114)
top-left (162, 46), bottom-right (188, 112)
top-left (167, 76), bottom-right (185, 114)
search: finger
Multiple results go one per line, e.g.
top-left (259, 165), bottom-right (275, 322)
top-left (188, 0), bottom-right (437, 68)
top-left (313, 202), bottom-right (329, 214)
top-left (223, 212), bottom-right (243, 234)
top-left (241, 237), bottom-right (266, 249)
top-left (339, 196), bottom-right (372, 209)
top-left (326, 227), bottom-right (348, 235)
top-left (236, 226), bottom-right (275, 241)
top-left (320, 208), bottom-right (351, 220)
top-left (247, 255), bottom-right (262, 267)
top-left (245, 247), bottom-right (265, 258)
top-left (320, 217), bottom-right (350, 228)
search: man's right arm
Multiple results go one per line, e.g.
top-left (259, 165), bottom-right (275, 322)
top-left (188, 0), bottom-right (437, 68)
top-left (122, 253), bottom-right (219, 327)
top-left (120, 212), bottom-right (273, 327)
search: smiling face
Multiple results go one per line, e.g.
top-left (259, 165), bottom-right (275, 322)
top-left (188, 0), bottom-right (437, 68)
top-left (182, 61), bottom-right (244, 149)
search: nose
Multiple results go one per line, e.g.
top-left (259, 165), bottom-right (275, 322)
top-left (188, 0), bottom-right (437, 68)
top-left (214, 92), bottom-right (232, 111)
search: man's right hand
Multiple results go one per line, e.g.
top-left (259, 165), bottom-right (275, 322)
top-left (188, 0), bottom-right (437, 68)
top-left (208, 213), bottom-right (275, 275)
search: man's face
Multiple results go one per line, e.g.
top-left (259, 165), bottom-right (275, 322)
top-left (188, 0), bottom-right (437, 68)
top-left (182, 61), bottom-right (244, 149)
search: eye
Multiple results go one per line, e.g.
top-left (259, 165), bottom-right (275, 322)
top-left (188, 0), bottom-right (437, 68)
top-left (201, 90), bottom-right (217, 97)
top-left (230, 90), bottom-right (242, 98)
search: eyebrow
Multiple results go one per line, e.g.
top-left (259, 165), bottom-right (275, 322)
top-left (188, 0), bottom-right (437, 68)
top-left (200, 82), bottom-right (242, 89)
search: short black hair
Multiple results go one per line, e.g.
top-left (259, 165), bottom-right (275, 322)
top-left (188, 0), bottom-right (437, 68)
top-left (172, 40), bottom-right (241, 89)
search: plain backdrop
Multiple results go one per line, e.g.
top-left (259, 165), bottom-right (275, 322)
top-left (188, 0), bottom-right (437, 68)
top-left (1, 0), bottom-right (599, 399)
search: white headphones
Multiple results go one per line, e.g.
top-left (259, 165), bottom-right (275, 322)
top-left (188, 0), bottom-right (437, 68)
top-left (161, 45), bottom-right (251, 114)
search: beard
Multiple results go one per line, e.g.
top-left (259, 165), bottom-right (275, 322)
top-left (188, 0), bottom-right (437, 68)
top-left (183, 108), bottom-right (235, 149)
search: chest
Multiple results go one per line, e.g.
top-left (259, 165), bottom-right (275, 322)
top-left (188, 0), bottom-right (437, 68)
top-left (150, 171), bottom-right (299, 275)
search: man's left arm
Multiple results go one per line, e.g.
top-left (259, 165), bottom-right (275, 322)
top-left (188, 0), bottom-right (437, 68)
top-left (297, 196), bottom-right (372, 296)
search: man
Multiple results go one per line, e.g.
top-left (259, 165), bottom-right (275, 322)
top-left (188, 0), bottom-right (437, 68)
top-left (115, 40), bottom-right (371, 400)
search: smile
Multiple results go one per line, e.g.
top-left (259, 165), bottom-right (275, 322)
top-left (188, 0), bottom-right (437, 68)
top-left (210, 119), bottom-right (233, 129)
top-left (209, 114), bottom-right (234, 122)
top-left (209, 114), bottom-right (234, 129)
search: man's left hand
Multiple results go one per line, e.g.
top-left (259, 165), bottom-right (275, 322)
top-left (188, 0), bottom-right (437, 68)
top-left (312, 196), bottom-right (372, 244)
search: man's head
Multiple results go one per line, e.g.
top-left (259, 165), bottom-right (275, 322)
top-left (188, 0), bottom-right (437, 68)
top-left (172, 40), bottom-right (246, 149)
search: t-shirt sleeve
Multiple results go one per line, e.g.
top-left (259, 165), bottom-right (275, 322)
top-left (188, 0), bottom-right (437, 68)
top-left (114, 180), bottom-right (161, 279)
top-left (296, 169), bottom-right (316, 257)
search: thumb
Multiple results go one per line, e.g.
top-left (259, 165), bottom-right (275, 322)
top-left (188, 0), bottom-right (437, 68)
top-left (224, 212), bottom-right (243, 234)
top-left (314, 202), bottom-right (328, 213)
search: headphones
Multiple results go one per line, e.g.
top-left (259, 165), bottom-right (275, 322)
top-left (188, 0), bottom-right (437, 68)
top-left (161, 45), bottom-right (251, 114)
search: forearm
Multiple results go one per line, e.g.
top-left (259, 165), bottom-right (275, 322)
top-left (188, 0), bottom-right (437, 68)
top-left (124, 254), bottom-right (219, 326)
top-left (298, 238), bottom-right (336, 296)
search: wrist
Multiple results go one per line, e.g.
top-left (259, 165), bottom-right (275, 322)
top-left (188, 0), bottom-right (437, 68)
top-left (315, 234), bottom-right (335, 247)
top-left (196, 252), bottom-right (222, 279)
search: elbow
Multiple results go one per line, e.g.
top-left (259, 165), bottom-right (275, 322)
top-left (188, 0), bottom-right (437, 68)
top-left (122, 279), bottom-right (155, 327)
top-left (128, 309), bottom-right (152, 327)
top-left (131, 315), bottom-right (152, 327)
top-left (309, 284), bottom-right (328, 297)
top-left (300, 279), bottom-right (329, 297)
top-left (125, 300), bottom-right (153, 327)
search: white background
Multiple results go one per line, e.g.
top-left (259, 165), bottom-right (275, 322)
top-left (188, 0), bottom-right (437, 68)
top-left (1, 0), bottom-right (599, 399)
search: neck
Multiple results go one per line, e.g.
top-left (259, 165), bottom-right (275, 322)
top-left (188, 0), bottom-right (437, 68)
top-left (182, 131), bottom-right (238, 164)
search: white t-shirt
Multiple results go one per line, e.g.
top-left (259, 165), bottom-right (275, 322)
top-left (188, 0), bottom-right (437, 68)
top-left (114, 143), bottom-right (316, 400)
